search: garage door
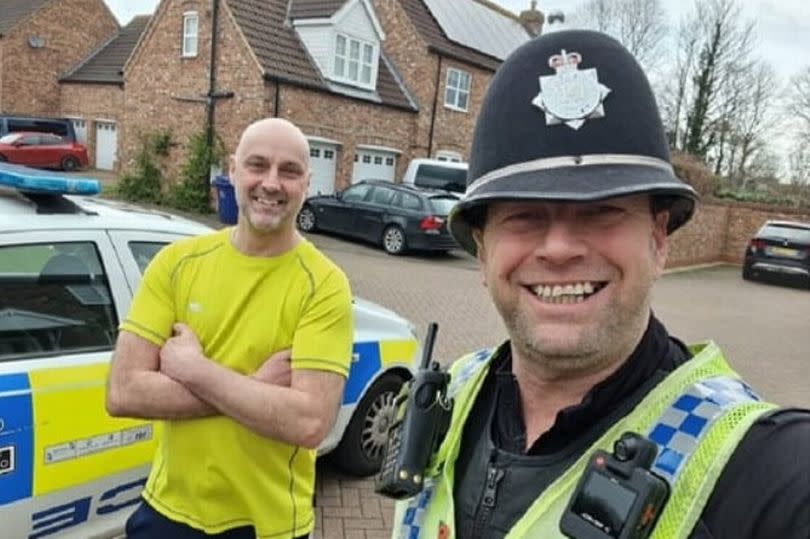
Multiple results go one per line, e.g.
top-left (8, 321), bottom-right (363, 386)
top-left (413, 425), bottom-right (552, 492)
top-left (71, 119), bottom-right (87, 144)
top-left (352, 149), bottom-right (396, 183)
top-left (308, 142), bottom-right (337, 196)
top-left (95, 121), bottom-right (117, 170)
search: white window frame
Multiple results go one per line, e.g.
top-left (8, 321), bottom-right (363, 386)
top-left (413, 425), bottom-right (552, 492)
top-left (332, 33), bottom-right (377, 89)
top-left (444, 68), bottom-right (471, 112)
top-left (182, 12), bottom-right (199, 58)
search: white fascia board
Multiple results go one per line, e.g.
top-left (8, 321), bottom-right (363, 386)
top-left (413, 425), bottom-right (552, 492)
top-left (307, 135), bottom-right (343, 146)
top-left (356, 144), bottom-right (402, 154)
top-left (292, 18), bottom-right (332, 27)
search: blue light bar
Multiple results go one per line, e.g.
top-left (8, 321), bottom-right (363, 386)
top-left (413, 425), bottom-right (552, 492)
top-left (0, 162), bottom-right (101, 195)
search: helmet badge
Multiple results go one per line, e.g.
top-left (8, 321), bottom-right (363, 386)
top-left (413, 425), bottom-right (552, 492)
top-left (532, 50), bottom-right (611, 130)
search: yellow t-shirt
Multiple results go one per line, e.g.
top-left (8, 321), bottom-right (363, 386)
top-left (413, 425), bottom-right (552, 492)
top-left (119, 229), bottom-right (353, 537)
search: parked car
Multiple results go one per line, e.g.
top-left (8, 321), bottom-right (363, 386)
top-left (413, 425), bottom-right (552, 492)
top-left (0, 132), bottom-right (88, 171)
top-left (0, 164), bottom-right (419, 539)
top-left (742, 220), bottom-right (810, 288)
top-left (0, 115), bottom-right (77, 142)
top-left (297, 180), bottom-right (461, 254)
top-left (400, 157), bottom-right (467, 194)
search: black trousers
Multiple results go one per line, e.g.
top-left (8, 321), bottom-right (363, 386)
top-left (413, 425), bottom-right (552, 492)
top-left (125, 500), bottom-right (309, 539)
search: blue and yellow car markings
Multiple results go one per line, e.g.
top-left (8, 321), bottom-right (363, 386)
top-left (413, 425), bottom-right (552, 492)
top-left (345, 339), bottom-right (417, 405)
top-left (0, 372), bottom-right (34, 504)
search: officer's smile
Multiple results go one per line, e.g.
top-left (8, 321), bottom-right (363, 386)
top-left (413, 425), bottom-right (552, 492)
top-left (526, 281), bottom-right (607, 305)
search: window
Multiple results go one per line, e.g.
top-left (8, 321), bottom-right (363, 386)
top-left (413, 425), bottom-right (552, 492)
top-left (374, 156), bottom-right (383, 165)
top-left (182, 12), bottom-right (199, 57)
top-left (394, 192), bottom-right (422, 211)
top-left (129, 242), bottom-right (166, 274)
top-left (324, 150), bottom-right (335, 159)
top-left (370, 187), bottom-right (395, 206)
top-left (0, 242), bottom-right (117, 361)
top-left (310, 148), bottom-right (321, 158)
top-left (362, 155), bottom-right (372, 164)
top-left (342, 184), bottom-right (372, 202)
top-left (333, 33), bottom-right (376, 87)
top-left (445, 68), bottom-right (471, 111)
top-left (435, 150), bottom-right (463, 163)
top-left (385, 157), bottom-right (395, 166)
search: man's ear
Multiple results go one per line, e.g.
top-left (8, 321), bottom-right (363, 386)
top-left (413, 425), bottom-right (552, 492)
top-left (228, 154), bottom-right (237, 181)
top-left (652, 211), bottom-right (669, 277)
top-left (472, 228), bottom-right (488, 287)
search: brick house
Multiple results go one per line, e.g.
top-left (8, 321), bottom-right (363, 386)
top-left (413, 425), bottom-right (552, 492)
top-left (0, 0), bottom-right (118, 116)
top-left (115, 0), bottom-right (541, 194)
top-left (60, 16), bottom-right (150, 170)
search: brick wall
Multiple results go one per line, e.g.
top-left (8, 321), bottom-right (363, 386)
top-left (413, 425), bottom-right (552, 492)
top-left (666, 200), bottom-right (810, 268)
top-left (0, 0), bottom-right (117, 116)
top-left (60, 83), bottom-right (123, 167)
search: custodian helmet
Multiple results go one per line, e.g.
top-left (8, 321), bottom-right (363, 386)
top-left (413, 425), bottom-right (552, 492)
top-left (449, 30), bottom-right (698, 255)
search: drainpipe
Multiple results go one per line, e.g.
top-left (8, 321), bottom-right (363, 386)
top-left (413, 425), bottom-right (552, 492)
top-left (205, 0), bottom-right (221, 189)
top-left (274, 78), bottom-right (280, 117)
top-left (427, 54), bottom-right (443, 158)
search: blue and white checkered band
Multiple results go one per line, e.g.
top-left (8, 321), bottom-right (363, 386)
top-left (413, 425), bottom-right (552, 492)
top-left (399, 480), bottom-right (435, 539)
top-left (448, 348), bottom-right (493, 398)
top-left (647, 376), bottom-right (762, 483)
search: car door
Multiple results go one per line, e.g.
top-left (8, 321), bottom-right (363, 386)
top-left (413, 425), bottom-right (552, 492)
top-left (9, 135), bottom-right (43, 167)
top-left (353, 186), bottom-right (396, 242)
top-left (0, 231), bottom-right (154, 539)
top-left (38, 135), bottom-right (65, 168)
top-left (320, 184), bottom-right (373, 236)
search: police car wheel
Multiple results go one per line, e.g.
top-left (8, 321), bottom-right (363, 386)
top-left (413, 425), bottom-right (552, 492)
top-left (382, 225), bottom-right (406, 255)
top-left (329, 372), bottom-right (406, 477)
top-left (297, 206), bottom-right (317, 232)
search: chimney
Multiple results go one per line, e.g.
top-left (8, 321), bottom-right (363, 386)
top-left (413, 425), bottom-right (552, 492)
top-left (519, 1), bottom-right (545, 36)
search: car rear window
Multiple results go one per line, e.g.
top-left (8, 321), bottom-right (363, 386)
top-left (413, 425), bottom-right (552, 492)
top-left (0, 242), bottom-right (117, 361)
top-left (759, 224), bottom-right (810, 244)
top-left (413, 164), bottom-right (467, 193)
top-left (428, 196), bottom-right (459, 215)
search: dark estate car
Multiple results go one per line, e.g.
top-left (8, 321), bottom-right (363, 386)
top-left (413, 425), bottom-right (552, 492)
top-left (742, 220), bottom-right (810, 288)
top-left (297, 180), bottom-right (460, 254)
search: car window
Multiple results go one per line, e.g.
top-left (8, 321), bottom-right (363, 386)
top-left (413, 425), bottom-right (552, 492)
top-left (0, 242), bottom-right (117, 361)
top-left (342, 184), bottom-right (372, 203)
top-left (42, 134), bottom-right (63, 145)
top-left (394, 192), bottom-right (423, 211)
top-left (413, 164), bottom-right (467, 193)
top-left (428, 196), bottom-right (459, 215)
top-left (129, 241), bottom-right (167, 274)
top-left (370, 186), bottom-right (395, 206)
top-left (759, 224), bottom-right (810, 243)
top-left (20, 135), bottom-right (39, 146)
top-left (0, 134), bottom-right (19, 144)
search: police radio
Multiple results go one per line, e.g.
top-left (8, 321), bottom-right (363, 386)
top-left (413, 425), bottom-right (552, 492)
top-left (375, 322), bottom-right (452, 499)
top-left (560, 432), bottom-right (670, 539)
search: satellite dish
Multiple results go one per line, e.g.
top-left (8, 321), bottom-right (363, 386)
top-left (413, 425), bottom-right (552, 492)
top-left (27, 35), bottom-right (45, 48)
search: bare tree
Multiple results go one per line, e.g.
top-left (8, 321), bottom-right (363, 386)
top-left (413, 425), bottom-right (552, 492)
top-left (787, 141), bottom-right (810, 187)
top-left (787, 66), bottom-right (810, 143)
top-left (571, 0), bottom-right (667, 67)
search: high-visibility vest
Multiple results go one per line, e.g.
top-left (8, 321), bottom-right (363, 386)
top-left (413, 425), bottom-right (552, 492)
top-left (392, 341), bottom-right (776, 539)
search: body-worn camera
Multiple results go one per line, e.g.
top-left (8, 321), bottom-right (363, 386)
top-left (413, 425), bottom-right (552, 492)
top-left (560, 432), bottom-right (670, 539)
top-left (375, 322), bottom-right (453, 499)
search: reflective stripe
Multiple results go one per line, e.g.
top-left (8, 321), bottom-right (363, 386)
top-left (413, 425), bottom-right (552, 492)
top-left (648, 376), bottom-right (762, 483)
top-left (466, 154), bottom-right (675, 196)
top-left (398, 481), bottom-right (435, 539)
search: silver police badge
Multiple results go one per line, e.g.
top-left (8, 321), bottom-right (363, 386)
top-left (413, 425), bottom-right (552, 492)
top-left (532, 50), bottom-right (611, 130)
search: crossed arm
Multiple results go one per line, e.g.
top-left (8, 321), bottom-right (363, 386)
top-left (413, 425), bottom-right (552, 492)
top-left (106, 325), bottom-right (345, 449)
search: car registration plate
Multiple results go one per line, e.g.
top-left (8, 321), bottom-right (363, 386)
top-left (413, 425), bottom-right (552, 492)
top-left (767, 246), bottom-right (800, 258)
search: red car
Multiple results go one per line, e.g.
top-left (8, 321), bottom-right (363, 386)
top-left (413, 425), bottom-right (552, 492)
top-left (0, 131), bottom-right (89, 171)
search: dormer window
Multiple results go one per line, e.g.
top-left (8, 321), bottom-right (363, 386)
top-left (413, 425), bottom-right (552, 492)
top-left (182, 12), bottom-right (199, 57)
top-left (333, 33), bottom-right (376, 88)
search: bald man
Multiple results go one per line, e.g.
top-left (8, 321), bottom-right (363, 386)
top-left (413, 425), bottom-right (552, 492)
top-left (107, 118), bottom-right (353, 539)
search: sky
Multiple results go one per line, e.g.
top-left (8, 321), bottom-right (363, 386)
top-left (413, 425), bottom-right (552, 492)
top-left (107, 0), bottom-right (810, 84)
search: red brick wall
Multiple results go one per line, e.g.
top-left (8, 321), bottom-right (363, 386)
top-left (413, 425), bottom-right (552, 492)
top-left (60, 83), bottom-right (123, 167)
top-left (0, 0), bottom-right (117, 116)
top-left (666, 201), bottom-right (810, 268)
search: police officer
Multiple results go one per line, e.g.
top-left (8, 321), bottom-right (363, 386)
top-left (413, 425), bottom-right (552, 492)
top-left (391, 30), bottom-right (810, 538)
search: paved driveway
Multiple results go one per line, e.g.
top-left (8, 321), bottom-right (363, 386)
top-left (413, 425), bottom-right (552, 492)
top-left (302, 232), bottom-right (809, 538)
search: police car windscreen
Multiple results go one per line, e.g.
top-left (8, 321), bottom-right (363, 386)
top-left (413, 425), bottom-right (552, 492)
top-left (414, 165), bottom-right (466, 193)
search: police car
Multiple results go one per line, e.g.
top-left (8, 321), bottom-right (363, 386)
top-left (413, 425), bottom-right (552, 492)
top-left (0, 163), bottom-right (418, 539)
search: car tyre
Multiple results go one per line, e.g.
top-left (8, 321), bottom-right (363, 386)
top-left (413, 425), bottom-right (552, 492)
top-left (382, 225), bottom-right (406, 255)
top-left (297, 206), bottom-right (317, 232)
top-left (61, 156), bottom-right (79, 172)
top-left (742, 265), bottom-right (753, 281)
top-left (328, 372), bottom-right (406, 477)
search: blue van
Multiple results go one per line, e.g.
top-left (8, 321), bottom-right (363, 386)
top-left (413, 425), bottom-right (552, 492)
top-left (0, 114), bottom-right (77, 141)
